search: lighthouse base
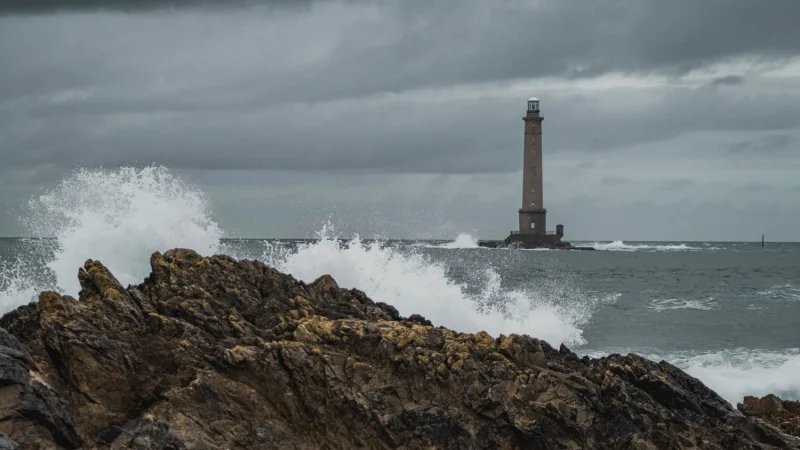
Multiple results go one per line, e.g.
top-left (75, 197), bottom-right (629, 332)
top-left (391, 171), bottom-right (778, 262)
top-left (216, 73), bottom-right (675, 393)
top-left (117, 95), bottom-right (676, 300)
top-left (505, 232), bottom-right (564, 248)
top-left (478, 234), bottom-right (594, 250)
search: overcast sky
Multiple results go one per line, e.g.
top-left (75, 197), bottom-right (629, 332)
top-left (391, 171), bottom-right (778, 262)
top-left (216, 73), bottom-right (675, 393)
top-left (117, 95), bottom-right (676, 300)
top-left (1, 0), bottom-right (800, 240)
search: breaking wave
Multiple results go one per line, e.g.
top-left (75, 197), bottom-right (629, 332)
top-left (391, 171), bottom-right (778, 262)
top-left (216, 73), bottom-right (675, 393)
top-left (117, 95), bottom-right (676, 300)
top-left (0, 166), bottom-right (603, 348)
top-left (582, 348), bottom-right (800, 405)
top-left (0, 166), bottom-right (223, 310)
top-left (417, 233), bottom-right (481, 249)
top-left (438, 233), bottom-right (480, 249)
top-left (262, 227), bottom-right (606, 347)
top-left (672, 349), bottom-right (800, 405)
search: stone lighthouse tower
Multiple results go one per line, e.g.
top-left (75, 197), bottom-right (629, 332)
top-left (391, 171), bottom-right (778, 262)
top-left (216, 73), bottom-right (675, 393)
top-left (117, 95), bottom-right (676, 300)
top-left (519, 97), bottom-right (546, 233)
top-left (505, 97), bottom-right (565, 247)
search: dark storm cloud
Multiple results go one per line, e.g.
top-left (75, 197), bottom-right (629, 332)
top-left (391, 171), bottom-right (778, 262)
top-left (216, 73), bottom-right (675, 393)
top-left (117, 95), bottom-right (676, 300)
top-left (214, 0), bottom-right (800, 97)
top-left (4, 0), bottom-right (800, 94)
top-left (0, 0), bottom-right (310, 14)
top-left (3, 0), bottom-right (799, 174)
top-left (3, 0), bottom-right (800, 239)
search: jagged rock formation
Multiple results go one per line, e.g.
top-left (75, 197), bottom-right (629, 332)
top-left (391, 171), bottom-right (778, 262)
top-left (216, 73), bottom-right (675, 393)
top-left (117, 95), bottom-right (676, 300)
top-left (0, 248), bottom-right (797, 449)
top-left (740, 395), bottom-right (800, 439)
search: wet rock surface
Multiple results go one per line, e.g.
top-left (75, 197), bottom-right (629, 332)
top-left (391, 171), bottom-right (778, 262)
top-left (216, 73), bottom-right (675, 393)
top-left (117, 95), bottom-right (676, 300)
top-left (0, 248), bottom-right (797, 449)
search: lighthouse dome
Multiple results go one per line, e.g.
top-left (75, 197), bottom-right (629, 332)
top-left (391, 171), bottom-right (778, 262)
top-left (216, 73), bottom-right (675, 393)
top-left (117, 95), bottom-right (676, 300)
top-left (528, 96), bottom-right (539, 102)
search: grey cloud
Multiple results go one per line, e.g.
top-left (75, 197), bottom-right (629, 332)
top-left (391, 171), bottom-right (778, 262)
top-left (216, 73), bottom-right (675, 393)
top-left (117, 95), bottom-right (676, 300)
top-left (710, 75), bottom-right (746, 86)
top-left (2, 1), bottom-right (800, 140)
top-left (573, 161), bottom-right (597, 170)
top-left (658, 178), bottom-right (694, 191)
top-left (4, 1), bottom-right (800, 102)
top-left (3, 0), bottom-right (800, 239)
top-left (600, 175), bottom-right (630, 186)
top-left (728, 134), bottom-right (793, 153)
top-left (426, 175), bottom-right (451, 188)
top-left (736, 182), bottom-right (773, 193)
top-left (4, 84), bottom-right (800, 175)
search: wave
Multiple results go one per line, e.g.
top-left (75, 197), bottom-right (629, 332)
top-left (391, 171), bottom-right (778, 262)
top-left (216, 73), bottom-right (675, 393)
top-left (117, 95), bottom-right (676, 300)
top-left (583, 348), bottom-right (800, 405)
top-left (673, 349), bottom-right (800, 405)
top-left (584, 241), bottom-right (703, 252)
top-left (1, 166), bottom-right (223, 309)
top-left (416, 233), bottom-right (481, 249)
top-left (261, 226), bottom-right (606, 347)
top-left (1, 166), bottom-right (604, 348)
top-left (757, 284), bottom-right (800, 301)
top-left (648, 297), bottom-right (719, 312)
top-left (438, 233), bottom-right (480, 249)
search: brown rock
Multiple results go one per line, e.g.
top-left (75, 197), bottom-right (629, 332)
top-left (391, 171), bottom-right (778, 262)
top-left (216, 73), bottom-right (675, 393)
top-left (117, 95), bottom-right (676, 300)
top-left (0, 248), bottom-right (796, 449)
top-left (740, 395), bottom-right (800, 438)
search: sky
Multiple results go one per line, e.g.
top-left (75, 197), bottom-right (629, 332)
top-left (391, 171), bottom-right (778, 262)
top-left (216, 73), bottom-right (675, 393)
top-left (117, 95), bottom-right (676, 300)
top-left (1, 0), bottom-right (800, 241)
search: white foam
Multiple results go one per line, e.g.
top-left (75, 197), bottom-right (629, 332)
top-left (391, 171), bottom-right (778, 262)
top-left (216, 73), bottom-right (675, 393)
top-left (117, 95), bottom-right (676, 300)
top-left (585, 241), bottom-right (702, 252)
top-left (262, 227), bottom-right (602, 347)
top-left (19, 166), bottom-right (223, 297)
top-left (413, 233), bottom-right (482, 249)
top-left (757, 284), bottom-right (800, 301)
top-left (674, 349), bottom-right (800, 405)
top-left (648, 297), bottom-right (718, 311)
top-left (438, 233), bottom-right (480, 249)
top-left (583, 348), bottom-right (800, 405)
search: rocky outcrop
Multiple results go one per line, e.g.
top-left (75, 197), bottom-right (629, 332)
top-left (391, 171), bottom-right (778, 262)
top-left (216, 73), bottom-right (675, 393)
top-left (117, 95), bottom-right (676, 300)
top-left (740, 395), bottom-right (800, 439)
top-left (0, 248), bottom-right (797, 449)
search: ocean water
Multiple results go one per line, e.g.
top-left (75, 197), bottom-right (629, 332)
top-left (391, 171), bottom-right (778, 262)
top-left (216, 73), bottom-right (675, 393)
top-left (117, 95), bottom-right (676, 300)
top-left (1, 166), bottom-right (798, 407)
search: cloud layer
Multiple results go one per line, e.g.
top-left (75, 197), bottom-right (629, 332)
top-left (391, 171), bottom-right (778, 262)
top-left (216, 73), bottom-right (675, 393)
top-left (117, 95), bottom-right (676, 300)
top-left (1, 0), bottom-right (799, 239)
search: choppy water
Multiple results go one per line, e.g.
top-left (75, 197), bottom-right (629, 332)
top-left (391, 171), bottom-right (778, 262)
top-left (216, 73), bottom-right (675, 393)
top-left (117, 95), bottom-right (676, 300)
top-left (1, 166), bottom-right (798, 406)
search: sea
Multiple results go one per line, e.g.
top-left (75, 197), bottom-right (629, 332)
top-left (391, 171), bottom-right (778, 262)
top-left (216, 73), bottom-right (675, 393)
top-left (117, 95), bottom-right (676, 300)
top-left (1, 166), bottom-right (798, 407)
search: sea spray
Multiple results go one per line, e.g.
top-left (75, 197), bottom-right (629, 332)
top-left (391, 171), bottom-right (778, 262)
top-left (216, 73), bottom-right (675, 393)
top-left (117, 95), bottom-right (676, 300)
top-left (0, 251), bottom-right (48, 314)
top-left (17, 166), bottom-right (223, 297)
top-left (438, 233), bottom-right (480, 249)
top-left (0, 166), bottom-right (606, 348)
top-left (582, 348), bottom-right (800, 405)
top-left (262, 227), bottom-right (602, 347)
top-left (677, 349), bottom-right (800, 404)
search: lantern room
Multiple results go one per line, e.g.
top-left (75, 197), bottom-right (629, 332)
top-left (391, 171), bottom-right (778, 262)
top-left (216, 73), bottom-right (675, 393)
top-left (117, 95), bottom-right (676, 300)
top-left (527, 97), bottom-right (540, 112)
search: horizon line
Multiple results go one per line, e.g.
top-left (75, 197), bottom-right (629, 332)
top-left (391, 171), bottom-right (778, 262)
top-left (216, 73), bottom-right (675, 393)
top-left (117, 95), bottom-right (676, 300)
top-left (1, 236), bottom-right (798, 244)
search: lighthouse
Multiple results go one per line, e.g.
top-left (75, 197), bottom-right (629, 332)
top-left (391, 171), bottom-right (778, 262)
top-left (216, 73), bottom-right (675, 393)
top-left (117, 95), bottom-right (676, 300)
top-left (505, 97), bottom-right (565, 247)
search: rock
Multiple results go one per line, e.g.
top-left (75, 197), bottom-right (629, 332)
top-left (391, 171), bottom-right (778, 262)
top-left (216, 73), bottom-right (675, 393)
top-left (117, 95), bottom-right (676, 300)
top-left (740, 395), bottom-right (800, 438)
top-left (0, 328), bottom-right (82, 448)
top-left (0, 248), bottom-right (796, 449)
top-left (0, 433), bottom-right (20, 450)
